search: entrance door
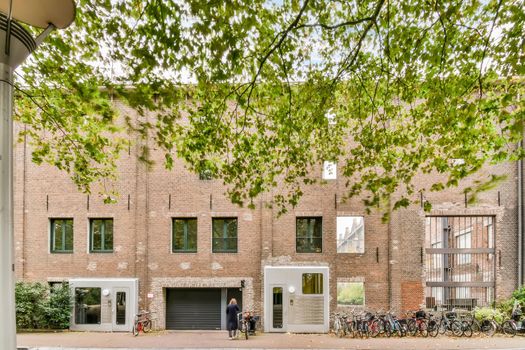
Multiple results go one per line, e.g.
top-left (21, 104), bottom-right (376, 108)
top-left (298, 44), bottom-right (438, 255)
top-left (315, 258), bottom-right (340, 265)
top-left (112, 287), bottom-right (130, 331)
top-left (270, 285), bottom-right (286, 332)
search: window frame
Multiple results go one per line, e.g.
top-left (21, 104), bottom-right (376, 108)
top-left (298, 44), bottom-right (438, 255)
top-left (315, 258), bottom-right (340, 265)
top-left (89, 218), bottom-right (114, 253)
top-left (172, 218), bottom-right (198, 253)
top-left (296, 217), bottom-right (323, 253)
top-left (212, 217), bottom-right (238, 253)
top-left (322, 161), bottom-right (337, 180)
top-left (50, 218), bottom-right (74, 253)
top-left (302, 273), bottom-right (324, 294)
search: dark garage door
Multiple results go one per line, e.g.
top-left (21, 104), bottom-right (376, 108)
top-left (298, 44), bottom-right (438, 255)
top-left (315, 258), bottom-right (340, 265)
top-left (166, 288), bottom-right (221, 330)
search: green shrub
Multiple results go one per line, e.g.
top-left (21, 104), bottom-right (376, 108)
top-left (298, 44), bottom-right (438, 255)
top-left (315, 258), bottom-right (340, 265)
top-left (511, 285), bottom-right (525, 304)
top-left (15, 282), bottom-right (47, 329)
top-left (474, 307), bottom-right (505, 323)
top-left (15, 281), bottom-right (72, 330)
top-left (44, 283), bottom-right (73, 329)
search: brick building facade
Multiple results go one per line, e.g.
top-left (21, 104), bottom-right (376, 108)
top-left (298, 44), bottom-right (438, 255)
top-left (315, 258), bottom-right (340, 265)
top-left (13, 103), bottom-right (524, 332)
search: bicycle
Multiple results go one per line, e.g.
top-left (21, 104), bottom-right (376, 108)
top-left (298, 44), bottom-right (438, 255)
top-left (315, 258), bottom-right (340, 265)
top-left (132, 310), bottom-right (152, 336)
top-left (436, 311), bottom-right (463, 337)
top-left (237, 312), bottom-right (250, 340)
top-left (406, 310), bottom-right (428, 337)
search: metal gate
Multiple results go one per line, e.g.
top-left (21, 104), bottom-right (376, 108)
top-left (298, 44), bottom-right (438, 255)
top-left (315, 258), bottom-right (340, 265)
top-left (425, 216), bottom-right (495, 310)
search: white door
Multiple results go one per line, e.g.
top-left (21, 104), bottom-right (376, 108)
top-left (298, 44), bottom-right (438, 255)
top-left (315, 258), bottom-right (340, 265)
top-left (270, 285), bottom-right (286, 332)
top-left (112, 287), bottom-right (130, 331)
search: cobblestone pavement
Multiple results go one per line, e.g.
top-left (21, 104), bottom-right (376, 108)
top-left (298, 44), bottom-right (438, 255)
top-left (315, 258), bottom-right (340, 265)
top-left (16, 331), bottom-right (525, 350)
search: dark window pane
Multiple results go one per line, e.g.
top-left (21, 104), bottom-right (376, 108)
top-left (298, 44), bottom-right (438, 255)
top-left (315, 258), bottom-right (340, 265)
top-left (172, 218), bottom-right (197, 252)
top-left (296, 217), bottom-right (322, 253)
top-left (51, 219), bottom-right (73, 253)
top-left (92, 220), bottom-right (102, 251)
top-left (53, 220), bottom-right (63, 250)
top-left (116, 292), bottom-right (126, 325)
top-left (104, 222), bottom-right (113, 250)
top-left (212, 219), bottom-right (223, 238)
top-left (91, 219), bottom-right (113, 252)
top-left (212, 218), bottom-right (237, 252)
top-left (187, 219), bottom-right (197, 251)
top-left (302, 273), bottom-right (323, 294)
top-left (64, 220), bottom-right (74, 251)
top-left (75, 288), bottom-right (101, 324)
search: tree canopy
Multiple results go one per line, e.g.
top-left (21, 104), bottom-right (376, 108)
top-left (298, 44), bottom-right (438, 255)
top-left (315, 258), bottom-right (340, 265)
top-left (15, 0), bottom-right (525, 215)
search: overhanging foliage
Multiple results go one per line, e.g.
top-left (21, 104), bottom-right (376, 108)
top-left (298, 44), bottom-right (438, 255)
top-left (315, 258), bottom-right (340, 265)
top-left (14, 0), bottom-right (525, 215)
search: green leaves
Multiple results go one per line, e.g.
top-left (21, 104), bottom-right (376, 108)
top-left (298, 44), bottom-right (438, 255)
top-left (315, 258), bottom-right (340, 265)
top-left (14, 0), bottom-right (525, 215)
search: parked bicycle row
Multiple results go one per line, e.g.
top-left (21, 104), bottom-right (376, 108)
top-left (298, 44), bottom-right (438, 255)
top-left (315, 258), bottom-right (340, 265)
top-left (330, 307), bottom-right (525, 338)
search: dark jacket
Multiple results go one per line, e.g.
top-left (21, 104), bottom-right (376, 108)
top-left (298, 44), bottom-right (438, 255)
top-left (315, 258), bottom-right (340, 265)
top-left (226, 303), bottom-right (240, 329)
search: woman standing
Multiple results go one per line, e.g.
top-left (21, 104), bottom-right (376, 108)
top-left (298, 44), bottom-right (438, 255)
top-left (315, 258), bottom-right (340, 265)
top-left (226, 298), bottom-right (240, 339)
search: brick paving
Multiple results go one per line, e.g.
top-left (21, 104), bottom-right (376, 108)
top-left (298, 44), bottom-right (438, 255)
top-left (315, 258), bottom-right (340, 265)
top-left (16, 331), bottom-right (525, 350)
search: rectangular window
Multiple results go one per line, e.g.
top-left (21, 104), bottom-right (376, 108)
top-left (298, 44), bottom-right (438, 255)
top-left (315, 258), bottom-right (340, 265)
top-left (322, 161), bottom-right (337, 180)
top-left (302, 273), bottom-right (323, 294)
top-left (50, 218), bottom-right (73, 253)
top-left (212, 218), bottom-right (237, 253)
top-left (90, 218), bottom-right (113, 253)
top-left (296, 217), bottom-right (322, 253)
top-left (172, 218), bottom-right (197, 252)
top-left (336, 216), bottom-right (364, 253)
top-left (337, 282), bottom-right (365, 306)
top-left (75, 287), bottom-right (101, 324)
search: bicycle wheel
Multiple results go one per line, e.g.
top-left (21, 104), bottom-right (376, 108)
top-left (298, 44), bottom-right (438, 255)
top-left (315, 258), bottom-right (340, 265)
top-left (243, 320), bottom-right (249, 340)
top-left (369, 319), bottom-right (382, 338)
top-left (439, 320), bottom-right (447, 335)
top-left (419, 320), bottom-right (429, 338)
top-left (336, 323), bottom-right (346, 338)
top-left (143, 320), bottom-right (152, 333)
top-left (132, 320), bottom-right (141, 337)
top-left (461, 321), bottom-right (472, 338)
top-left (470, 319), bottom-right (481, 336)
top-left (481, 320), bottom-right (496, 337)
top-left (407, 319), bottom-right (417, 336)
top-left (333, 318), bottom-right (342, 337)
top-left (384, 322), bottom-right (392, 338)
top-left (502, 320), bottom-right (516, 337)
top-left (428, 320), bottom-right (439, 337)
top-left (451, 320), bottom-right (463, 337)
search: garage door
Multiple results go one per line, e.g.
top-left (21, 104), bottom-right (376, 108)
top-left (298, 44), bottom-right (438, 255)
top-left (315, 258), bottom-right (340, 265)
top-left (166, 288), bottom-right (221, 330)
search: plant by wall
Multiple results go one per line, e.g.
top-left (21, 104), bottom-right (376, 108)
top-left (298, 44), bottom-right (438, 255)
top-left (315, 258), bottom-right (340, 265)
top-left (15, 282), bottom-right (72, 330)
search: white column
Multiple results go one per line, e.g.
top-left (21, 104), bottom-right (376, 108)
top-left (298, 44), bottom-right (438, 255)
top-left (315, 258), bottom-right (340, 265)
top-left (0, 62), bottom-right (16, 350)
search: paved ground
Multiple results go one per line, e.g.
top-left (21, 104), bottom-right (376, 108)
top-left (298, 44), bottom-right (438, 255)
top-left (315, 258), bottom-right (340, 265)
top-left (16, 331), bottom-right (525, 350)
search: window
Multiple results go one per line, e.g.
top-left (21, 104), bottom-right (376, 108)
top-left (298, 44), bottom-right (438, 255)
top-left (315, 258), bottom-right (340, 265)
top-left (212, 218), bottom-right (237, 253)
top-left (89, 218), bottom-right (113, 252)
top-left (336, 216), bottom-right (364, 253)
top-left (302, 273), bottom-right (323, 294)
top-left (172, 218), bottom-right (197, 252)
top-left (325, 110), bottom-right (336, 125)
top-left (50, 218), bottom-right (73, 253)
top-left (322, 161), bottom-right (337, 180)
top-left (337, 282), bottom-right (364, 306)
top-left (75, 287), bottom-right (101, 324)
top-left (296, 217), bottom-right (322, 253)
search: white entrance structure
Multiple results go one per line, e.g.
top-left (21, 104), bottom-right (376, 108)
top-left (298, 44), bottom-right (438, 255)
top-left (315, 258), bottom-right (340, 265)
top-left (69, 278), bottom-right (139, 332)
top-left (264, 266), bottom-right (329, 333)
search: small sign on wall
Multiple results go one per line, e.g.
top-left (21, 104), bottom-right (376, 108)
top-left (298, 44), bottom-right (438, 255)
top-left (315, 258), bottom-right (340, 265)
top-left (147, 293), bottom-right (154, 299)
